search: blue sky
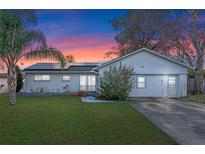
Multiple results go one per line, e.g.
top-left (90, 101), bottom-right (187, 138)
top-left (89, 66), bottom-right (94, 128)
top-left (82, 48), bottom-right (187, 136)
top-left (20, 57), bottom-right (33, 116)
top-left (36, 10), bottom-right (126, 38)
top-left (34, 10), bottom-right (127, 62)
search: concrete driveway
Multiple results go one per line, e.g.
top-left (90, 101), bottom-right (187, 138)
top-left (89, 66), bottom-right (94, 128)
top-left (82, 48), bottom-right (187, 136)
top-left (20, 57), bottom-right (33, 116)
top-left (130, 98), bottom-right (205, 145)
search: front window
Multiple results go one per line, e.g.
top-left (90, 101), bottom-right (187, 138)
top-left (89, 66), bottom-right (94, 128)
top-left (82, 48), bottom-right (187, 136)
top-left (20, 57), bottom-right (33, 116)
top-left (80, 75), bottom-right (87, 91)
top-left (62, 75), bottom-right (70, 81)
top-left (34, 75), bottom-right (50, 81)
top-left (137, 76), bottom-right (145, 88)
top-left (88, 75), bottom-right (96, 91)
top-left (80, 75), bottom-right (96, 91)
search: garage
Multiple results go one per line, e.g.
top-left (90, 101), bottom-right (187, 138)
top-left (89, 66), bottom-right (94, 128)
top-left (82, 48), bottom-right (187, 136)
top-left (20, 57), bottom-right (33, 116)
top-left (96, 48), bottom-right (190, 98)
top-left (129, 75), bottom-right (178, 98)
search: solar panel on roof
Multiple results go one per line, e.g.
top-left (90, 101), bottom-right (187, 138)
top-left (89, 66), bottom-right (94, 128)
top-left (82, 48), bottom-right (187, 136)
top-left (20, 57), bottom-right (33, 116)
top-left (24, 63), bottom-right (98, 72)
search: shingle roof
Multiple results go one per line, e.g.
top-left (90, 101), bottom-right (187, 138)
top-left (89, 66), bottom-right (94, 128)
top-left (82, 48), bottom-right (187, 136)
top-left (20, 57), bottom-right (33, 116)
top-left (24, 63), bottom-right (99, 73)
top-left (67, 65), bottom-right (97, 72)
top-left (24, 63), bottom-right (61, 70)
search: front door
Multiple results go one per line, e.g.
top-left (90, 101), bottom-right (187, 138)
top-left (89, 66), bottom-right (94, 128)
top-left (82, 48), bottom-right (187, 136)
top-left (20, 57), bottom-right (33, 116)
top-left (168, 75), bottom-right (177, 98)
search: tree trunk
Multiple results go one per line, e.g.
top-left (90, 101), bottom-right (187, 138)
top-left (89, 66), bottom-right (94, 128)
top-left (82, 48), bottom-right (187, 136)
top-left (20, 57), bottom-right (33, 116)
top-left (193, 47), bottom-right (204, 94)
top-left (7, 64), bottom-right (17, 105)
top-left (193, 69), bottom-right (203, 94)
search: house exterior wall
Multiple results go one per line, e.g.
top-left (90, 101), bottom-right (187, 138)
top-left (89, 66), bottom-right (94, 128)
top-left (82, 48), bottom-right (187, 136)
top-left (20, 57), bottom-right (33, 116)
top-left (24, 73), bottom-right (97, 93)
top-left (98, 49), bottom-right (188, 97)
top-left (129, 75), bottom-right (168, 97)
top-left (179, 74), bottom-right (187, 97)
top-left (98, 50), bottom-right (188, 75)
top-left (128, 74), bottom-right (187, 97)
top-left (0, 78), bottom-right (8, 93)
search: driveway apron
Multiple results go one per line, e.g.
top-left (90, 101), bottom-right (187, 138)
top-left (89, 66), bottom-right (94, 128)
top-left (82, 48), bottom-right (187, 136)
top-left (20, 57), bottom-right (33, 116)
top-left (130, 98), bottom-right (205, 145)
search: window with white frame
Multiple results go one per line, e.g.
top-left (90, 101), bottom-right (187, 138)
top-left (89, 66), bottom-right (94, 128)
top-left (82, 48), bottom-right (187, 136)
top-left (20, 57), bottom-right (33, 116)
top-left (34, 75), bottom-right (50, 81)
top-left (62, 75), bottom-right (70, 81)
top-left (168, 76), bottom-right (176, 86)
top-left (137, 76), bottom-right (145, 88)
top-left (88, 75), bottom-right (96, 91)
top-left (80, 75), bottom-right (87, 91)
top-left (80, 75), bottom-right (96, 91)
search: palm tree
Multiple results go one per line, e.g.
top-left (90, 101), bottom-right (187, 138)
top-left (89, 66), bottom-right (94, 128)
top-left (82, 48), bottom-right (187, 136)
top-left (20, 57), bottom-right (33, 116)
top-left (65, 54), bottom-right (75, 62)
top-left (0, 10), bottom-right (65, 105)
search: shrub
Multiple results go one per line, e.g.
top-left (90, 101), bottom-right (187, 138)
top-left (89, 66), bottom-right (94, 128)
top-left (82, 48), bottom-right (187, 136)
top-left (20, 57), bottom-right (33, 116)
top-left (99, 64), bottom-right (134, 100)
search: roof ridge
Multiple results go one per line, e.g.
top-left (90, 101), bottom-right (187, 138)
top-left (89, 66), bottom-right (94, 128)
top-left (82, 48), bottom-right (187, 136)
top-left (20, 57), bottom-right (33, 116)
top-left (95, 47), bottom-right (193, 70)
top-left (35, 62), bottom-right (58, 64)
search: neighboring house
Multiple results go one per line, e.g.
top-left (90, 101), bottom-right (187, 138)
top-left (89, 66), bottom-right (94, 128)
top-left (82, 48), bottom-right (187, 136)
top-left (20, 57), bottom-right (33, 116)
top-left (0, 73), bottom-right (8, 93)
top-left (23, 48), bottom-right (192, 98)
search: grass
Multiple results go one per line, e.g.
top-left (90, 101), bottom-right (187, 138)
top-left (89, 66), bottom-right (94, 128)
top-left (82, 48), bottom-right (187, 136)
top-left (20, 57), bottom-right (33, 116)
top-left (184, 94), bottom-right (205, 104)
top-left (0, 94), bottom-right (176, 145)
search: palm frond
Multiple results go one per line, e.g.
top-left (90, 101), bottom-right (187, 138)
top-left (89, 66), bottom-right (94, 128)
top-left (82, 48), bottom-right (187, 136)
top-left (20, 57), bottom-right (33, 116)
top-left (0, 10), bottom-right (24, 58)
top-left (25, 47), bottom-right (65, 68)
top-left (10, 9), bottom-right (37, 26)
top-left (14, 29), bottom-right (46, 58)
top-left (23, 29), bottom-right (46, 47)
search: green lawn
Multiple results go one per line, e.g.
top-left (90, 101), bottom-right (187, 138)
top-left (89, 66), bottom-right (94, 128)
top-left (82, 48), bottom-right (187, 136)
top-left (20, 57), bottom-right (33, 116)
top-left (0, 94), bottom-right (176, 145)
top-left (184, 94), bottom-right (205, 104)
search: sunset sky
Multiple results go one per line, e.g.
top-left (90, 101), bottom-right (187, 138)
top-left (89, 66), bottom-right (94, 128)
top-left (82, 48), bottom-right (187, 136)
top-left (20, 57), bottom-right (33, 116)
top-left (19, 10), bottom-right (127, 67)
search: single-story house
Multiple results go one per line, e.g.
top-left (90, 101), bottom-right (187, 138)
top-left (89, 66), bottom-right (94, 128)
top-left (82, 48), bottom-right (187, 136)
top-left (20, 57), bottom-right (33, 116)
top-left (0, 73), bottom-right (8, 93)
top-left (23, 63), bottom-right (99, 93)
top-left (23, 48), bottom-right (192, 98)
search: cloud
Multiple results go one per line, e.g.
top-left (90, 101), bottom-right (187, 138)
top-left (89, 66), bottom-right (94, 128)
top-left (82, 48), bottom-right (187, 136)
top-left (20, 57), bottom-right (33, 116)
top-left (61, 44), bottom-right (116, 62)
top-left (47, 34), bottom-right (117, 62)
top-left (17, 34), bottom-right (117, 68)
top-left (48, 34), bottom-right (115, 49)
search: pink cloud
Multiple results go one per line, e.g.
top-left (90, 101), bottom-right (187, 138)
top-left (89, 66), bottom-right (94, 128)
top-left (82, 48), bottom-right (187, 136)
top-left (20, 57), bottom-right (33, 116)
top-left (17, 34), bottom-right (117, 68)
top-left (47, 34), bottom-right (116, 51)
top-left (46, 34), bottom-right (117, 62)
